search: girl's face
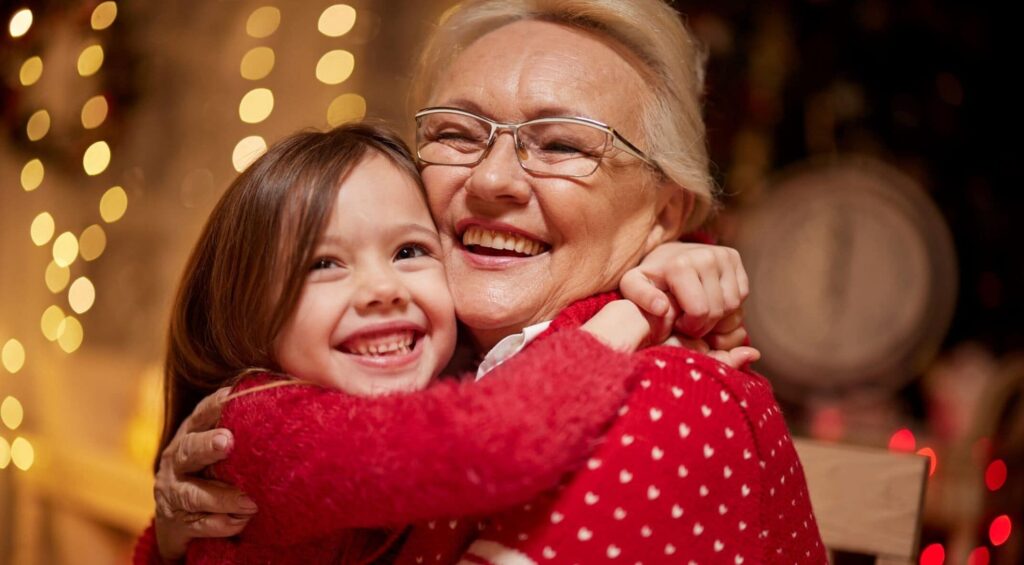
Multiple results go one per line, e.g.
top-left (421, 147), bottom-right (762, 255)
top-left (273, 154), bottom-right (457, 396)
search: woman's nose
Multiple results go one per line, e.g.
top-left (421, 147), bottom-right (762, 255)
top-left (354, 268), bottom-right (411, 312)
top-left (465, 134), bottom-right (532, 204)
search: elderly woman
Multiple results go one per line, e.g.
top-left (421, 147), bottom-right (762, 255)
top-left (142, 0), bottom-right (825, 563)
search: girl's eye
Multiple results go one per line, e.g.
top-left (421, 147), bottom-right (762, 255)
top-left (395, 244), bottom-right (429, 261)
top-left (311, 258), bottom-right (337, 270)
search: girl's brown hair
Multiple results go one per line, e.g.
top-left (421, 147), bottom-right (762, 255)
top-left (156, 122), bottom-right (422, 468)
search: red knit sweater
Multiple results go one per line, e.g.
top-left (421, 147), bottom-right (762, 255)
top-left (394, 294), bottom-right (827, 564)
top-left (134, 320), bottom-right (643, 564)
top-left (134, 293), bottom-right (826, 564)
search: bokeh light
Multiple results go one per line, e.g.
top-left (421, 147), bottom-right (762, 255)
top-left (19, 56), bottom-right (42, 86)
top-left (9, 8), bottom-right (33, 38)
top-left (79, 224), bottom-right (107, 261)
top-left (68, 277), bottom-right (96, 314)
top-left (318, 4), bottom-right (356, 37)
top-left (100, 186), bottom-right (128, 223)
top-left (52, 232), bottom-right (80, 268)
top-left (21, 158), bottom-right (43, 191)
top-left (967, 547), bottom-right (990, 565)
top-left (246, 6), bottom-right (280, 38)
top-left (11, 437), bottom-right (34, 470)
top-left (1, 397), bottom-right (24, 430)
top-left (315, 49), bottom-right (355, 85)
top-left (232, 135), bottom-right (267, 172)
top-left (888, 428), bottom-right (916, 452)
top-left (327, 93), bottom-right (367, 126)
top-left (985, 459), bottom-right (1007, 491)
top-left (57, 316), bottom-right (84, 353)
top-left (0, 437), bottom-right (9, 469)
top-left (26, 109), bottom-right (50, 141)
top-left (91, 1), bottom-right (117, 30)
top-left (30, 212), bottom-right (55, 246)
top-left (45, 261), bottom-right (71, 293)
top-left (989, 515), bottom-right (1011, 546)
top-left (240, 46), bottom-right (275, 80)
top-left (81, 95), bottom-right (109, 129)
top-left (77, 44), bottom-right (105, 77)
top-left (2, 339), bottom-right (26, 373)
top-left (239, 88), bottom-right (274, 124)
top-left (83, 141), bottom-right (111, 176)
top-left (41, 305), bottom-right (65, 341)
top-left (919, 543), bottom-right (944, 565)
top-left (916, 447), bottom-right (937, 477)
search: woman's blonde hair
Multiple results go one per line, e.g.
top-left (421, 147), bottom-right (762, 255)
top-left (411, 0), bottom-right (716, 230)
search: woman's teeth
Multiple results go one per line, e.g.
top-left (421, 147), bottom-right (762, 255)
top-left (343, 331), bottom-right (416, 356)
top-left (462, 226), bottom-right (544, 256)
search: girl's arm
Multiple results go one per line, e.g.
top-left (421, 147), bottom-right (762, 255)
top-left (218, 304), bottom-right (651, 546)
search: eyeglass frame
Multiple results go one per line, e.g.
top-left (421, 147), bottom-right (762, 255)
top-left (414, 106), bottom-right (660, 178)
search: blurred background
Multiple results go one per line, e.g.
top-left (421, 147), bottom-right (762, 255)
top-left (0, 1), bottom-right (1019, 563)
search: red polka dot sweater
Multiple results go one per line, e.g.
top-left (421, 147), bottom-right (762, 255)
top-left (133, 316), bottom-right (645, 564)
top-left (395, 293), bottom-right (827, 564)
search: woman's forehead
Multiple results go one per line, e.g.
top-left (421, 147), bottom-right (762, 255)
top-left (433, 20), bottom-right (648, 126)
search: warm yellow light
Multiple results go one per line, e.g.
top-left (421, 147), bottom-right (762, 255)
top-left (315, 50), bottom-right (355, 85)
top-left (239, 88), bottom-right (274, 124)
top-left (26, 109), bottom-right (50, 141)
top-left (1, 397), bottom-right (24, 430)
top-left (240, 46), bottom-right (275, 80)
top-left (68, 277), bottom-right (96, 314)
top-left (41, 305), bottom-right (65, 341)
top-left (77, 44), bottom-right (104, 77)
top-left (100, 186), bottom-right (128, 223)
top-left (318, 4), bottom-right (356, 37)
top-left (327, 93), bottom-right (367, 126)
top-left (19, 56), bottom-right (42, 86)
top-left (21, 158), bottom-right (43, 191)
top-left (232, 136), bottom-right (267, 172)
top-left (9, 8), bottom-right (32, 38)
top-left (11, 437), bottom-right (34, 470)
top-left (79, 224), bottom-right (107, 261)
top-left (30, 212), bottom-right (55, 246)
top-left (91, 1), bottom-right (117, 30)
top-left (2, 339), bottom-right (26, 373)
top-left (246, 6), bottom-right (280, 38)
top-left (57, 316), bottom-right (84, 353)
top-left (83, 141), bottom-right (111, 176)
top-left (81, 95), bottom-right (109, 129)
top-left (45, 261), bottom-right (71, 293)
top-left (52, 232), bottom-right (79, 268)
top-left (0, 437), bottom-right (9, 469)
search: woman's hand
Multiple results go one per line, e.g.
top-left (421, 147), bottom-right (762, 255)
top-left (621, 242), bottom-right (749, 338)
top-left (153, 388), bottom-right (257, 560)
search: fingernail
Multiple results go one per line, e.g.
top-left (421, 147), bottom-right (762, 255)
top-left (229, 514), bottom-right (252, 522)
top-left (213, 433), bottom-right (232, 451)
top-left (237, 495), bottom-right (258, 511)
top-left (652, 297), bottom-right (669, 315)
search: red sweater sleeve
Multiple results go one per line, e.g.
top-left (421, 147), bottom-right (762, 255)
top-left (214, 328), bottom-right (639, 545)
top-left (132, 522), bottom-right (166, 565)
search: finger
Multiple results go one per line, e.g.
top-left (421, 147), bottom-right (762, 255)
top-left (718, 256), bottom-right (742, 313)
top-left (183, 387), bottom-right (232, 434)
top-left (667, 269), bottom-right (709, 337)
top-left (174, 429), bottom-right (235, 474)
top-left (694, 268), bottom-right (725, 337)
top-left (734, 254), bottom-right (750, 300)
top-left (184, 513), bottom-right (252, 538)
top-left (620, 270), bottom-right (670, 317)
top-left (727, 346), bottom-right (761, 368)
top-left (711, 310), bottom-right (744, 335)
top-left (164, 478), bottom-right (258, 516)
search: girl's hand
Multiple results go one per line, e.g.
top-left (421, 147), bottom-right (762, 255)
top-left (581, 299), bottom-right (658, 353)
top-left (621, 242), bottom-right (749, 338)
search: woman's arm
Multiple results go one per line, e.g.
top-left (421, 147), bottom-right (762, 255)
top-left (217, 312), bottom-right (650, 545)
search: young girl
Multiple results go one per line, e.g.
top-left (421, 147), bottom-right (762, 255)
top-left (135, 123), bottom-right (750, 563)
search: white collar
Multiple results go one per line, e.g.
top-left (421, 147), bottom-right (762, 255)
top-left (475, 320), bottom-right (553, 380)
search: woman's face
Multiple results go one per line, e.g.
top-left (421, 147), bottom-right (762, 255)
top-left (273, 154), bottom-right (457, 396)
top-left (422, 20), bottom-right (678, 349)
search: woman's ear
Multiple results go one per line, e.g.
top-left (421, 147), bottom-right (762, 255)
top-left (644, 181), bottom-right (693, 253)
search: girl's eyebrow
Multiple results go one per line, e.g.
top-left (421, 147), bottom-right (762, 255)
top-left (317, 223), bottom-right (439, 247)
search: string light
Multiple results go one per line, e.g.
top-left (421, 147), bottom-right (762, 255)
top-left (246, 6), bottom-right (280, 38)
top-left (239, 88), bottom-right (274, 124)
top-left (30, 212), bottom-right (55, 246)
top-left (40, 305), bottom-right (65, 341)
top-left (20, 158), bottom-right (43, 191)
top-left (967, 547), bottom-right (990, 565)
top-left (79, 225), bottom-right (107, 261)
top-left (232, 136), bottom-right (267, 172)
top-left (8, 8), bottom-right (33, 38)
top-left (989, 515), bottom-right (1011, 546)
top-left (240, 47), bottom-right (275, 80)
top-left (19, 56), bottom-right (42, 86)
top-left (888, 428), bottom-right (916, 452)
top-left (10, 437), bottom-right (33, 470)
top-left (318, 4), bottom-right (356, 37)
top-left (315, 49), bottom-right (355, 85)
top-left (90, 1), bottom-right (117, 30)
top-left (326, 93), bottom-right (366, 126)
top-left (83, 141), bottom-right (112, 176)
top-left (26, 109), bottom-right (50, 141)
top-left (68, 277), bottom-right (96, 314)
top-left (56, 316), bottom-right (84, 354)
top-left (919, 543), bottom-right (944, 565)
top-left (984, 459), bottom-right (1006, 491)
top-left (0, 437), bottom-right (9, 469)
top-left (52, 232), bottom-right (80, 268)
top-left (916, 447), bottom-right (937, 477)
top-left (77, 44), bottom-right (105, 77)
top-left (45, 261), bottom-right (71, 293)
top-left (1, 397), bottom-right (24, 430)
top-left (99, 186), bottom-right (128, 223)
top-left (81, 95), bottom-right (109, 129)
top-left (1, 339), bottom-right (26, 373)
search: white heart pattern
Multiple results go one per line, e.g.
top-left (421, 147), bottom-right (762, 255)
top-left (647, 485), bottom-right (661, 500)
top-left (641, 379), bottom-right (651, 389)
top-left (678, 464), bottom-right (689, 477)
top-left (665, 544), bottom-right (677, 555)
top-left (577, 527), bottom-right (593, 541)
top-left (672, 386), bottom-right (684, 398)
top-left (613, 507), bottom-right (627, 520)
top-left (690, 369), bottom-right (702, 381)
top-left (699, 485), bottom-right (709, 496)
top-left (649, 408), bottom-right (662, 421)
top-left (651, 446), bottom-right (664, 460)
top-left (543, 547), bottom-right (556, 559)
top-left (724, 466), bottom-right (733, 478)
top-left (714, 540), bottom-right (725, 552)
top-left (607, 545), bottom-right (621, 559)
top-left (720, 390), bottom-right (730, 402)
top-left (703, 444), bottom-right (715, 458)
top-left (701, 405), bottom-right (712, 417)
top-left (621, 434), bottom-right (634, 446)
top-left (741, 484), bottom-right (751, 497)
top-left (725, 427), bottom-right (735, 439)
top-left (735, 555), bottom-right (745, 564)
top-left (587, 458), bottom-right (602, 470)
top-left (654, 358), bottom-right (667, 369)
top-left (719, 504), bottom-right (728, 515)
top-left (585, 491), bottom-right (599, 505)
top-left (679, 423), bottom-right (691, 438)
top-left (619, 469), bottom-right (633, 484)
top-left (672, 504), bottom-right (684, 518)
top-left (693, 522), bottom-right (704, 536)
top-left (551, 511), bottom-right (564, 524)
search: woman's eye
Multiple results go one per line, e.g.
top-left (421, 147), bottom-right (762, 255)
top-left (395, 244), bottom-right (429, 261)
